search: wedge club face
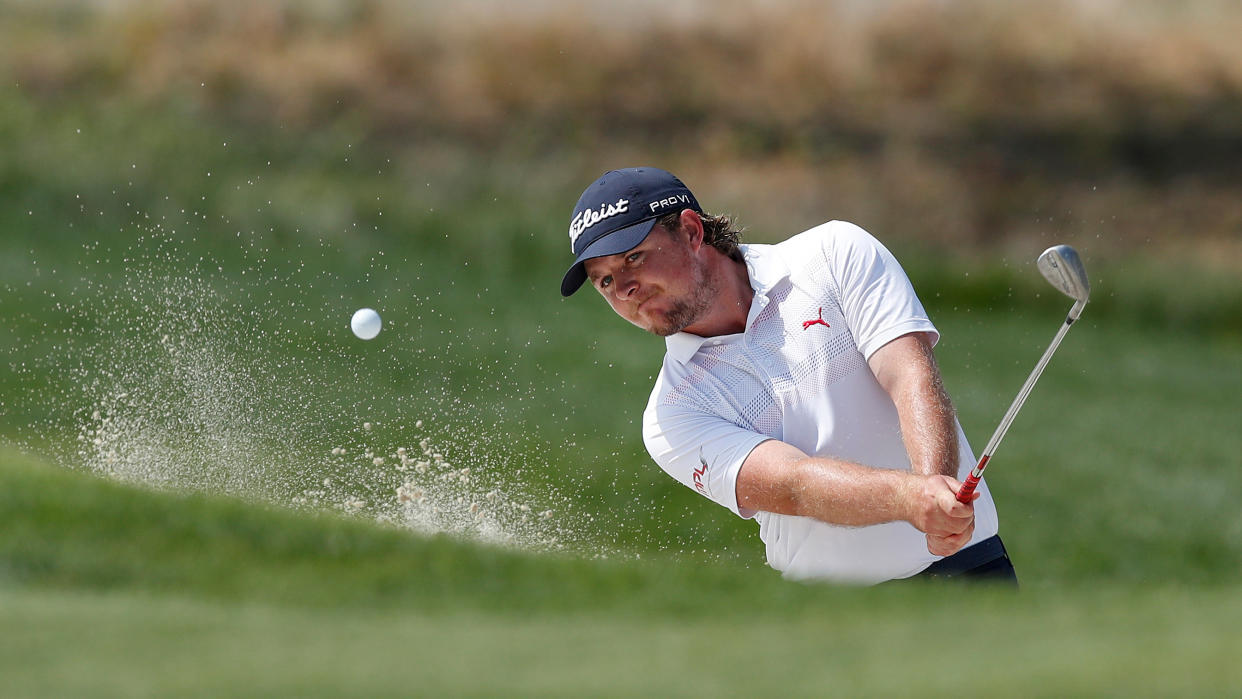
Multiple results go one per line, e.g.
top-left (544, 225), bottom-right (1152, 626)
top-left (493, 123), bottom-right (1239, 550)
top-left (1037, 245), bottom-right (1090, 305)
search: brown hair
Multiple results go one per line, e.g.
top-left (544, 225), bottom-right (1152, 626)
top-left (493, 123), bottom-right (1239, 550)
top-left (656, 210), bottom-right (745, 263)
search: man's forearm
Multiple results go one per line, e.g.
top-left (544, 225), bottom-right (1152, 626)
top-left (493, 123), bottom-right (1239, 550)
top-left (739, 440), bottom-right (919, 527)
top-left (736, 440), bottom-right (975, 546)
top-left (873, 334), bottom-right (961, 477)
top-left (897, 369), bottom-right (959, 477)
top-left (786, 457), bottom-right (916, 527)
top-left (786, 457), bottom-right (972, 544)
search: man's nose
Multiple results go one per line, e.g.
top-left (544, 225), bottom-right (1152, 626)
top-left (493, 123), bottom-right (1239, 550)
top-left (615, 272), bottom-right (639, 300)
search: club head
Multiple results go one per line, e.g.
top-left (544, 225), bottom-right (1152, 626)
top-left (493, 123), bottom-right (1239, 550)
top-left (1037, 245), bottom-right (1090, 305)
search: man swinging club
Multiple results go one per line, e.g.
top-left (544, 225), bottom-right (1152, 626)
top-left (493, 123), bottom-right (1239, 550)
top-left (560, 167), bottom-right (1016, 585)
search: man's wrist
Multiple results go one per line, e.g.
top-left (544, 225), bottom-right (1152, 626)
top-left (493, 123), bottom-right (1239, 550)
top-left (911, 459), bottom-right (956, 478)
top-left (891, 471), bottom-right (924, 527)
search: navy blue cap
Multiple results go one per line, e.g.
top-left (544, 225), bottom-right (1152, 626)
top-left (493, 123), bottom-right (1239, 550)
top-left (560, 167), bottom-right (701, 296)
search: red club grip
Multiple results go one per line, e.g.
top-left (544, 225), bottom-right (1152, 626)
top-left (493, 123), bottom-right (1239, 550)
top-left (956, 473), bottom-right (981, 504)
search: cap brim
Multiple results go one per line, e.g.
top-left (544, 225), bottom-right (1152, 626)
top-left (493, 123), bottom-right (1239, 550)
top-left (560, 217), bottom-right (659, 297)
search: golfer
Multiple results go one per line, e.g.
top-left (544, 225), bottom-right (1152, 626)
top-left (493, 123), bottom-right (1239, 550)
top-left (561, 167), bottom-right (1016, 585)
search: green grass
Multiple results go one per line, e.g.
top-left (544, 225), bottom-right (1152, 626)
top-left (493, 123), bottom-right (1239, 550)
top-left (0, 449), bottom-right (787, 615)
top-left (6, 586), bottom-right (1242, 698)
top-left (4, 87), bottom-right (1242, 566)
top-left (3, 451), bottom-right (1242, 697)
top-left (935, 311), bottom-right (1242, 585)
top-left (4, 36), bottom-right (1242, 693)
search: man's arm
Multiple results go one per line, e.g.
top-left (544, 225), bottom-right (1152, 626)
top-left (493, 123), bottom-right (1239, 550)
top-left (735, 439), bottom-right (975, 557)
top-left (867, 331), bottom-right (979, 554)
top-left (868, 332), bottom-right (960, 478)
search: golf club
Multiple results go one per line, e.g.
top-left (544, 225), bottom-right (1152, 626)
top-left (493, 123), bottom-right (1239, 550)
top-left (956, 244), bottom-right (1090, 504)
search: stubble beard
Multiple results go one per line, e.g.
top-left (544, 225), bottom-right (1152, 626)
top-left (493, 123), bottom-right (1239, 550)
top-left (648, 260), bottom-right (719, 337)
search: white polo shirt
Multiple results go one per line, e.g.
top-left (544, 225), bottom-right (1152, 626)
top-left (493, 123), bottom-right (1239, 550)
top-left (642, 221), bottom-right (999, 584)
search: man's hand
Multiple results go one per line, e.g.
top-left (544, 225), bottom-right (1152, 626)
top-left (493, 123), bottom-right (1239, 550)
top-left (904, 474), bottom-right (977, 557)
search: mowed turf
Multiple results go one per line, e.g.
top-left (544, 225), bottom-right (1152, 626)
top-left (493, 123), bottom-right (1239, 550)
top-left (934, 310), bottom-right (1242, 587)
top-left (5, 223), bottom-right (1242, 697)
top-left (3, 447), bottom-right (1242, 697)
top-left (5, 73), bottom-right (1242, 695)
top-left (5, 197), bottom-right (1242, 693)
top-left (6, 585), bottom-right (1241, 698)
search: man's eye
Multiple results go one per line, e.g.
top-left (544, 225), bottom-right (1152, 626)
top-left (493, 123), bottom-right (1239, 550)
top-left (599, 275), bottom-right (612, 288)
top-left (627, 252), bottom-right (641, 263)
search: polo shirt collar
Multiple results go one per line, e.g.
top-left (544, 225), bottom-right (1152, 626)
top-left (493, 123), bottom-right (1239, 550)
top-left (664, 243), bottom-right (791, 365)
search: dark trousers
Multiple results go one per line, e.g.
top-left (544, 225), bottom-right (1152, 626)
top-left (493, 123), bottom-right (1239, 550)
top-left (915, 535), bottom-right (1018, 585)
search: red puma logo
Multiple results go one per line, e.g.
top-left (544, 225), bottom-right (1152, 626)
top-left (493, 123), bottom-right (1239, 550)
top-left (693, 449), bottom-right (709, 496)
top-left (802, 307), bottom-right (830, 330)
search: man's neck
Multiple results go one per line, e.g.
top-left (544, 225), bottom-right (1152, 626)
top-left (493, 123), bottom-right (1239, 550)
top-left (683, 256), bottom-right (753, 338)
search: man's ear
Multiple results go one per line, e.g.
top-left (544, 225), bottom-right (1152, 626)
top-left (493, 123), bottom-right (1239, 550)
top-left (680, 209), bottom-right (705, 250)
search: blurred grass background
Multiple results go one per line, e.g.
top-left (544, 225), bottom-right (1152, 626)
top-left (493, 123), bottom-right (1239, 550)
top-left (7, 0), bottom-right (1242, 243)
top-left (3, 0), bottom-right (1242, 695)
top-left (5, 0), bottom-right (1241, 325)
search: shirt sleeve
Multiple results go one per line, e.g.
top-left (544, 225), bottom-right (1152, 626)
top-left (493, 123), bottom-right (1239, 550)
top-left (643, 396), bottom-right (770, 519)
top-left (825, 221), bottom-right (939, 359)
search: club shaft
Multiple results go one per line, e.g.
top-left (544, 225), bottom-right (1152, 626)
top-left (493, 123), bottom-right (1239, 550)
top-left (980, 314), bottom-right (1074, 462)
top-left (956, 300), bottom-right (1084, 503)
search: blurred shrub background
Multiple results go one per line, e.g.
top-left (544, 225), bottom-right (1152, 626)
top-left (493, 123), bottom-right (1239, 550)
top-left (5, 0), bottom-right (1241, 257)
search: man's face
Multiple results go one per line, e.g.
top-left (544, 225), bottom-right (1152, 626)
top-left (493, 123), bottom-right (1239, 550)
top-left (583, 224), bottom-right (717, 336)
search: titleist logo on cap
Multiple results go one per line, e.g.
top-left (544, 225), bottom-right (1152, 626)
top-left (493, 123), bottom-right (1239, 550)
top-left (569, 198), bottom-right (629, 251)
top-left (559, 167), bottom-right (701, 297)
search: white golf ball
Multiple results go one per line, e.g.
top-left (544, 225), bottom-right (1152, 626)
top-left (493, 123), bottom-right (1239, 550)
top-left (351, 308), bottom-right (382, 340)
